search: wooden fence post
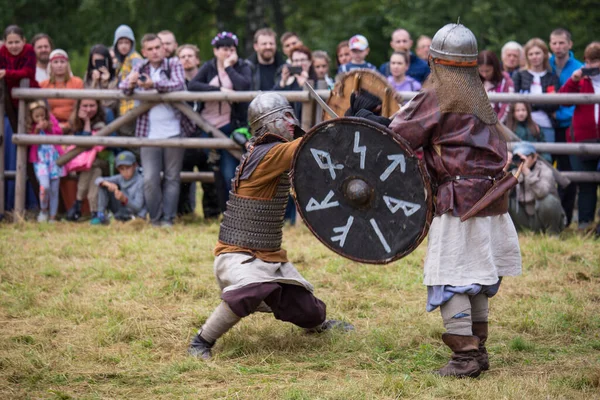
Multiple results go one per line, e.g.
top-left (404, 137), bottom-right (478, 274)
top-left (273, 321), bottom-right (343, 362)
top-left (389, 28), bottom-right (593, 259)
top-left (301, 84), bottom-right (315, 132)
top-left (14, 79), bottom-right (29, 220)
top-left (0, 81), bottom-right (5, 216)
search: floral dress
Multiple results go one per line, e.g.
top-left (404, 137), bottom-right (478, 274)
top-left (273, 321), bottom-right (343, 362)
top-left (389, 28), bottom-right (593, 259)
top-left (33, 130), bottom-right (65, 181)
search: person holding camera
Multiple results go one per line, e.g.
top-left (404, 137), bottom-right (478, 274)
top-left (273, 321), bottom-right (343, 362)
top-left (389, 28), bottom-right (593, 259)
top-left (276, 45), bottom-right (315, 89)
top-left (558, 41), bottom-right (600, 230)
top-left (119, 33), bottom-right (193, 227)
top-left (507, 142), bottom-right (566, 235)
top-left (84, 45), bottom-right (119, 116)
top-left (275, 45), bottom-right (317, 118)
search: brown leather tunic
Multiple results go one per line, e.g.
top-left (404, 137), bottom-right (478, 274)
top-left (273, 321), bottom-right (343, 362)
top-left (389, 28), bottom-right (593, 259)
top-left (389, 89), bottom-right (509, 218)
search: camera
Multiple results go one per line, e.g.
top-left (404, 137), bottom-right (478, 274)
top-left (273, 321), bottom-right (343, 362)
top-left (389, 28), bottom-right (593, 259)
top-left (512, 153), bottom-right (523, 164)
top-left (287, 65), bottom-right (303, 75)
top-left (139, 75), bottom-right (147, 82)
top-left (94, 59), bottom-right (106, 69)
top-left (581, 67), bottom-right (600, 77)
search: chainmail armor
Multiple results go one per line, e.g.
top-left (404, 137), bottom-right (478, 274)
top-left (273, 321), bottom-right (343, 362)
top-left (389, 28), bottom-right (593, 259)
top-left (428, 63), bottom-right (498, 125)
top-left (218, 174), bottom-right (291, 251)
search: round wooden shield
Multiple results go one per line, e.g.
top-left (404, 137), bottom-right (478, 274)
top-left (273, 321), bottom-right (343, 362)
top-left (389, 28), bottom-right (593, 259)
top-left (292, 118), bottom-right (433, 264)
top-left (324, 69), bottom-right (402, 121)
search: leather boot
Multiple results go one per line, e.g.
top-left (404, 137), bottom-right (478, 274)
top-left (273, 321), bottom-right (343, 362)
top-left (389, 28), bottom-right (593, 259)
top-left (472, 321), bottom-right (489, 371)
top-left (436, 333), bottom-right (482, 378)
top-left (188, 333), bottom-right (214, 360)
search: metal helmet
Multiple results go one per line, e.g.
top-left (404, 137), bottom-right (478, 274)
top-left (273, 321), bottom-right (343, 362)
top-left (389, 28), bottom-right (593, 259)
top-left (429, 23), bottom-right (478, 64)
top-left (248, 92), bottom-right (300, 141)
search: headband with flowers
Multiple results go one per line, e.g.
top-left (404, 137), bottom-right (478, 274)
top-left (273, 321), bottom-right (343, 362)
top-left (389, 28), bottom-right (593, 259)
top-left (211, 31), bottom-right (239, 48)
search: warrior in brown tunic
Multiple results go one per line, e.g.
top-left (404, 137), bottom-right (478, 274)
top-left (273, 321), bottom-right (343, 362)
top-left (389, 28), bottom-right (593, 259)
top-left (349, 23), bottom-right (522, 378)
top-left (188, 93), bottom-right (353, 360)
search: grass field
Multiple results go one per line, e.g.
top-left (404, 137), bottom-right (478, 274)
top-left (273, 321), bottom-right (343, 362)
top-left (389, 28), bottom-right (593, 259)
top-left (0, 219), bottom-right (599, 399)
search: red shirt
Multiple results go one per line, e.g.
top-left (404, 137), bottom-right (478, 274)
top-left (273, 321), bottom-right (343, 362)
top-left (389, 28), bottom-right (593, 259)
top-left (0, 44), bottom-right (39, 110)
top-left (559, 77), bottom-right (600, 143)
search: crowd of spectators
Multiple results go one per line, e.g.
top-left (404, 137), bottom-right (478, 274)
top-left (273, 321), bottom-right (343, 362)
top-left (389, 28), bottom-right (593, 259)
top-left (0, 23), bottom-right (598, 233)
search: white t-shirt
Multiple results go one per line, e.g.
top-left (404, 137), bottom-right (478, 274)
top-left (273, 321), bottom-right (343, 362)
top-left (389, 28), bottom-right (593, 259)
top-left (591, 75), bottom-right (600, 125)
top-left (36, 66), bottom-right (48, 83)
top-left (147, 66), bottom-right (180, 139)
top-left (528, 70), bottom-right (553, 128)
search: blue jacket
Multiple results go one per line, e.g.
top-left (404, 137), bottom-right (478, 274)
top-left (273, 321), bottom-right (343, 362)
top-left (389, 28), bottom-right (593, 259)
top-left (550, 51), bottom-right (583, 128)
top-left (379, 52), bottom-right (430, 83)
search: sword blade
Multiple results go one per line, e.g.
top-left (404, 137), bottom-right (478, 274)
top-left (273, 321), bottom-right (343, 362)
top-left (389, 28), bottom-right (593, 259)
top-left (305, 82), bottom-right (339, 119)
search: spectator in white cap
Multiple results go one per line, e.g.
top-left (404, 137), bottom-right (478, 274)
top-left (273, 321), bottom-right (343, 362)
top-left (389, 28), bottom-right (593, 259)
top-left (337, 34), bottom-right (377, 74)
top-left (507, 142), bottom-right (566, 235)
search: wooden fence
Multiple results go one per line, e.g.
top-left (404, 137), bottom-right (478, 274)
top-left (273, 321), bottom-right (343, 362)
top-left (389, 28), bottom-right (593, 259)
top-left (2, 81), bottom-right (600, 219)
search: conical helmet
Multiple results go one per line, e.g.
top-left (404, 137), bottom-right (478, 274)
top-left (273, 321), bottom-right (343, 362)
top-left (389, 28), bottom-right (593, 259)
top-left (248, 92), bottom-right (299, 140)
top-left (429, 23), bottom-right (478, 65)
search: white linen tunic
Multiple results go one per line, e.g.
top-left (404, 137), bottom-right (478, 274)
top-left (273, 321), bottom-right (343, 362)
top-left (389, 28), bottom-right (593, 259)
top-left (423, 213), bottom-right (522, 286)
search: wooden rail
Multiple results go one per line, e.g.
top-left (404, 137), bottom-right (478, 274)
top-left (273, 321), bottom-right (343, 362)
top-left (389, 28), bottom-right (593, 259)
top-left (3, 84), bottom-right (600, 220)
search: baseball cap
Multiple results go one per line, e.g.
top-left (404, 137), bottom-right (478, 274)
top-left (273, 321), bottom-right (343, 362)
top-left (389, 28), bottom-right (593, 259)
top-left (115, 151), bottom-right (137, 167)
top-left (512, 142), bottom-right (536, 156)
top-left (349, 35), bottom-right (369, 51)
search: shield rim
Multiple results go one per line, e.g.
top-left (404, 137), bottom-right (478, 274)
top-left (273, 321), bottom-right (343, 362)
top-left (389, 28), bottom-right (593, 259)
top-left (324, 68), bottom-right (403, 121)
top-left (291, 117), bottom-right (434, 265)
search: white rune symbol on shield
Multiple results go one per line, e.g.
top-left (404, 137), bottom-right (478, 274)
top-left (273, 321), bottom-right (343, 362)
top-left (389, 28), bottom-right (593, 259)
top-left (383, 196), bottom-right (422, 217)
top-left (331, 216), bottom-right (354, 248)
top-left (306, 190), bottom-right (340, 212)
top-left (310, 148), bottom-right (344, 179)
top-left (353, 131), bottom-right (366, 169)
top-left (379, 154), bottom-right (406, 182)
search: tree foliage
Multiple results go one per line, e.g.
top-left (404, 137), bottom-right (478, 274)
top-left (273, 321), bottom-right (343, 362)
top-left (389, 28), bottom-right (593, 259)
top-left (1, 0), bottom-right (598, 75)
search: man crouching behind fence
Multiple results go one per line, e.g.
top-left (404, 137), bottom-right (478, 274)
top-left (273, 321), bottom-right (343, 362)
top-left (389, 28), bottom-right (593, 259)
top-left (119, 33), bottom-right (193, 227)
top-left (188, 93), bottom-right (353, 360)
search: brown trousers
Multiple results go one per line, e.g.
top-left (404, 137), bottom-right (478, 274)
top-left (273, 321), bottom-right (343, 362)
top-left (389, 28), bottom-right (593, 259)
top-left (222, 282), bottom-right (327, 329)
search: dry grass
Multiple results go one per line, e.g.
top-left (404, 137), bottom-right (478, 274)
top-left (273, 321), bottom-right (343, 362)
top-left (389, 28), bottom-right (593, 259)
top-left (0, 218), bottom-right (599, 399)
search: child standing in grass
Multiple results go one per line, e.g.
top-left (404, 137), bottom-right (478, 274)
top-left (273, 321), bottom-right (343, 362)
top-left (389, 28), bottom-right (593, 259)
top-left (27, 101), bottom-right (65, 222)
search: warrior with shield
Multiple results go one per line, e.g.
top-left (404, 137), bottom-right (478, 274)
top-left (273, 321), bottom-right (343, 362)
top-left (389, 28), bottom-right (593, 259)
top-left (346, 23), bottom-right (522, 377)
top-left (188, 93), bottom-right (353, 360)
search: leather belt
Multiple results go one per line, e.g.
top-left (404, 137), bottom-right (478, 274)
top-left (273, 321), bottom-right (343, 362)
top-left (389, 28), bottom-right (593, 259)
top-left (440, 175), bottom-right (496, 185)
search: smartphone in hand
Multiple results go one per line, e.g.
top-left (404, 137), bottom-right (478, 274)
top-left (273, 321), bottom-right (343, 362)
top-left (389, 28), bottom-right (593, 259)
top-left (288, 66), bottom-right (303, 75)
top-left (94, 59), bottom-right (106, 69)
top-left (581, 67), bottom-right (600, 77)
